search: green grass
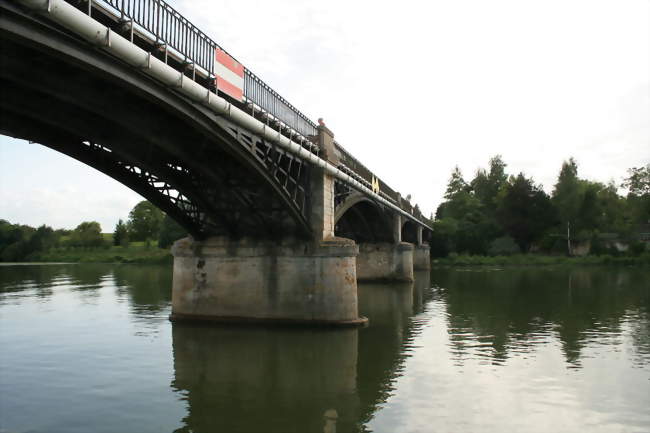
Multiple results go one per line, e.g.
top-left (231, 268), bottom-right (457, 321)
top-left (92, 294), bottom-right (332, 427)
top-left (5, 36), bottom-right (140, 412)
top-left (32, 244), bottom-right (172, 264)
top-left (433, 253), bottom-right (650, 267)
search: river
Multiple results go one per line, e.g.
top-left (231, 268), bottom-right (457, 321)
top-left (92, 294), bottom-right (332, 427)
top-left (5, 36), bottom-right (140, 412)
top-left (0, 264), bottom-right (648, 433)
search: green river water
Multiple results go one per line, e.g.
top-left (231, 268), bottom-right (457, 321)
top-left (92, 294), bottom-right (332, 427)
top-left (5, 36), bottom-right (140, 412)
top-left (0, 264), bottom-right (648, 433)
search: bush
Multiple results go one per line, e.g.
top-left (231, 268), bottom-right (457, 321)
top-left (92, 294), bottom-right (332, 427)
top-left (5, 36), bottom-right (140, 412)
top-left (629, 241), bottom-right (647, 256)
top-left (488, 236), bottom-right (520, 256)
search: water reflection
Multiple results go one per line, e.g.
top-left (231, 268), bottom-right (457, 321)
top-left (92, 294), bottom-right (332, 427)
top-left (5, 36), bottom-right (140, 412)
top-left (170, 273), bottom-right (431, 433)
top-left (0, 264), bottom-right (172, 325)
top-left (434, 267), bottom-right (650, 367)
top-left (112, 265), bottom-right (172, 313)
top-left (171, 324), bottom-right (360, 433)
top-left (0, 263), bottom-right (110, 302)
top-left (1, 264), bottom-right (649, 432)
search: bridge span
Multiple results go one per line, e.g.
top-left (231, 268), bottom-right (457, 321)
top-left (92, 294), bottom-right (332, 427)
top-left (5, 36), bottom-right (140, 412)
top-left (1, 0), bottom-right (432, 325)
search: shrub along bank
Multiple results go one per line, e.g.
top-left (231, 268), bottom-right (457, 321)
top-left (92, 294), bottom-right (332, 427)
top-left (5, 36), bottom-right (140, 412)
top-left (433, 253), bottom-right (650, 267)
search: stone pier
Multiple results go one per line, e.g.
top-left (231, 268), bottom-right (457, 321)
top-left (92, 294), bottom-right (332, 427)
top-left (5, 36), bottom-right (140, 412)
top-left (170, 236), bottom-right (365, 325)
top-left (413, 244), bottom-right (431, 270)
top-left (356, 242), bottom-right (414, 282)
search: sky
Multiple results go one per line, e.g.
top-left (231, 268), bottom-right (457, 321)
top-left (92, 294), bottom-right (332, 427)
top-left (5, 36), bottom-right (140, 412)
top-left (1, 0), bottom-right (648, 231)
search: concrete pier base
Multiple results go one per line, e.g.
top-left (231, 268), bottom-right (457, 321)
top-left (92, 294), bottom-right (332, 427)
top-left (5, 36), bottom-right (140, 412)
top-left (170, 236), bottom-right (366, 326)
top-left (356, 242), bottom-right (414, 282)
top-left (413, 244), bottom-right (431, 270)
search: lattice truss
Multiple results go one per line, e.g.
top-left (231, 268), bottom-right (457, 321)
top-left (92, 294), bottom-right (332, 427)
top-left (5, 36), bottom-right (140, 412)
top-left (57, 133), bottom-right (313, 238)
top-left (217, 118), bottom-right (311, 221)
top-left (334, 180), bottom-right (354, 210)
top-left (74, 141), bottom-right (216, 236)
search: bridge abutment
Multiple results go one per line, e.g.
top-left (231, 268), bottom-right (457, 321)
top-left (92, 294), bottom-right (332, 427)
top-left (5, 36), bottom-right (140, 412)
top-left (356, 242), bottom-right (414, 282)
top-left (169, 236), bottom-right (366, 326)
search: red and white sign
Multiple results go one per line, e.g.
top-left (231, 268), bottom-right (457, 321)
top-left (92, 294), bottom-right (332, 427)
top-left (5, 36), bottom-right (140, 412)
top-left (214, 48), bottom-right (244, 101)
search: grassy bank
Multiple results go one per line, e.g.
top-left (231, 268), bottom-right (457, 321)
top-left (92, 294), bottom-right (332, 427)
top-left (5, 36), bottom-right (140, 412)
top-left (31, 244), bottom-right (172, 264)
top-left (433, 253), bottom-right (650, 267)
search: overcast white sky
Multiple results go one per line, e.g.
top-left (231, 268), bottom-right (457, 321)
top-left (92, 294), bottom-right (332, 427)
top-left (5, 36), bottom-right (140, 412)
top-left (1, 0), bottom-right (648, 231)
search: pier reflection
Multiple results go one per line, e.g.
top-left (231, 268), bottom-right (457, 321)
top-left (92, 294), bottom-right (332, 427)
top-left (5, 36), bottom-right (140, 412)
top-left (171, 272), bottom-right (433, 433)
top-left (171, 325), bottom-right (360, 433)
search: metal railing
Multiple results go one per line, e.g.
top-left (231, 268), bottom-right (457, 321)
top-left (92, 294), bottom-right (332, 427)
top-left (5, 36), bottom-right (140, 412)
top-left (94, 0), bottom-right (317, 137)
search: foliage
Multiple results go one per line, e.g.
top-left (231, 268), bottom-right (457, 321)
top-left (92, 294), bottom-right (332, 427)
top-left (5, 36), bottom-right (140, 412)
top-left (433, 252), bottom-right (650, 267)
top-left (623, 164), bottom-right (650, 225)
top-left (629, 241), bottom-right (647, 257)
top-left (487, 236), bottom-right (520, 256)
top-left (0, 201), bottom-right (182, 263)
top-left (69, 221), bottom-right (104, 248)
top-left (34, 244), bottom-right (172, 264)
top-left (623, 164), bottom-right (650, 196)
top-left (432, 156), bottom-right (649, 259)
top-left (158, 215), bottom-right (187, 249)
top-left (113, 219), bottom-right (130, 247)
top-left (551, 157), bottom-right (581, 228)
top-left (127, 201), bottom-right (164, 242)
top-left (471, 155), bottom-right (508, 215)
top-left (496, 174), bottom-right (556, 252)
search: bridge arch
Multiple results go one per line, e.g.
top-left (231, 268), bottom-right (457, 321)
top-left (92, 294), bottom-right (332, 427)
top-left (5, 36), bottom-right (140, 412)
top-left (401, 220), bottom-right (419, 244)
top-left (0, 4), bottom-right (311, 240)
top-left (334, 193), bottom-right (393, 243)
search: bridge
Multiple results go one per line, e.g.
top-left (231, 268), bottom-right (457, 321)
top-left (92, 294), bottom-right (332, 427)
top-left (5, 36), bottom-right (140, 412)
top-left (0, 0), bottom-right (432, 325)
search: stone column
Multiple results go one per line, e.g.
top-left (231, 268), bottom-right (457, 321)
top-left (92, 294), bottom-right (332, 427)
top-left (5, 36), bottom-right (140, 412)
top-left (393, 214), bottom-right (402, 244)
top-left (310, 121), bottom-right (338, 241)
top-left (413, 225), bottom-right (430, 271)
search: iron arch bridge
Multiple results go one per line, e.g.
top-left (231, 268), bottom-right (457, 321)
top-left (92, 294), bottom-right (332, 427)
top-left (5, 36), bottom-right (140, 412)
top-left (1, 0), bottom-right (434, 325)
top-left (1, 0), bottom-right (432, 242)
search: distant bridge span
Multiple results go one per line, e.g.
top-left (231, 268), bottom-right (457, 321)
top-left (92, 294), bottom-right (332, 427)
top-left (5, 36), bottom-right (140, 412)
top-left (1, 0), bottom-right (432, 326)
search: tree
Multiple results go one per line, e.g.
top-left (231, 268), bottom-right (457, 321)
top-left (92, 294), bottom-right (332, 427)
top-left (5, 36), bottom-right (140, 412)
top-left (158, 215), bottom-right (187, 249)
top-left (623, 164), bottom-right (650, 225)
top-left (113, 219), bottom-right (129, 247)
top-left (623, 164), bottom-right (650, 196)
top-left (444, 166), bottom-right (469, 199)
top-left (27, 225), bottom-right (57, 254)
top-left (69, 221), bottom-right (104, 248)
top-left (552, 158), bottom-right (582, 229)
top-left (471, 155), bottom-right (508, 213)
top-left (127, 201), bottom-right (164, 242)
top-left (497, 174), bottom-right (556, 252)
top-left (435, 165), bottom-right (497, 255)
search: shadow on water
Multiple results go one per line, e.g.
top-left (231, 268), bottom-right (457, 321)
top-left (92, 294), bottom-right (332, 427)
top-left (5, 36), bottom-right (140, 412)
top-left (170, 271), bottom-right (433, 433)
top-left (432, 266), bottom-right (650, 368)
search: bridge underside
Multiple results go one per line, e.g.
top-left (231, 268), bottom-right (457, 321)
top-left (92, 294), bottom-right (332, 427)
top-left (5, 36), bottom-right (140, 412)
top-left (0, 4), bottom-right (311, 239)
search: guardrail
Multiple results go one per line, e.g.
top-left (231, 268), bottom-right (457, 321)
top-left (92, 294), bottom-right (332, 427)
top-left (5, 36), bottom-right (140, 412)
top-left (94, 0), bottom-right (317, 137)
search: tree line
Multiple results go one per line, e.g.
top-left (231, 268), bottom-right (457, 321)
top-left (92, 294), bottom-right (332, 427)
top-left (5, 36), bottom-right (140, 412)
top-left (0, 200), bottom-right (186, 262)
top-left (431, 158), bottom-right (649, 257)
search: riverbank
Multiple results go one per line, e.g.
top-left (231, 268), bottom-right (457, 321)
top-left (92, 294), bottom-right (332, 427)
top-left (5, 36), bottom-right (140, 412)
top-left (28, 245), bottom-right (172, 264)
top-left (433, 253), bottom-right (650, 267)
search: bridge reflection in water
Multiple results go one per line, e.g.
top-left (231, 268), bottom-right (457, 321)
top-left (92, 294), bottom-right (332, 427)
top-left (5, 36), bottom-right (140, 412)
top-left (169, 271), bottom-right (431, 433)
